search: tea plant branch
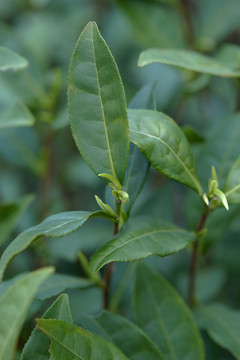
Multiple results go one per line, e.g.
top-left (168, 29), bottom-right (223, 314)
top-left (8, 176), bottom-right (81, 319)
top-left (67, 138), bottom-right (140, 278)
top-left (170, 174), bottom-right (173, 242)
top-left (179, 0), bottom-right (195, 47)
top-left (188, 211), bottom-right (208, 308)
top-left (104, 199), bottom-right (121, 309)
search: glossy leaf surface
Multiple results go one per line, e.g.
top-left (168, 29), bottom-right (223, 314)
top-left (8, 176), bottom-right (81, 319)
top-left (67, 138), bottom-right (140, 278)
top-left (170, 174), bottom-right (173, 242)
top-left (80, 310), bottom-right (165, 360)
top-left (0, 211), bottom-right (98, 281)
top-left (90, 217), bottom-right (195, 271)
top-left (195, 303), bottom-right (240, 359)
top-left (37, 319), bottom-right (129, 360)
top-left (21, 294), bottom-right (72, 360)
top-left (128, 109), bottom-right (202, 194)
top-left (134, 264), bottom-right (205, 360)
top-left (0, 46), bottom-right (28, 72)
top-left (68, 21), bottom-right (129, 184)
top-left (0, 102), bottom-right (34, 129)
top-left (224, 156), bottom-right (240, 204)
top-left (0, 267), bottom-right (54, 360)
top-left (138, 49), bottom-right (240, 77)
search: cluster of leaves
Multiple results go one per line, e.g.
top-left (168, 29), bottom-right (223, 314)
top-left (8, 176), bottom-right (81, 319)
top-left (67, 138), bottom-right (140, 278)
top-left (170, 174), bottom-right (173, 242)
top-left (1, 1), bottom-right (240, 359)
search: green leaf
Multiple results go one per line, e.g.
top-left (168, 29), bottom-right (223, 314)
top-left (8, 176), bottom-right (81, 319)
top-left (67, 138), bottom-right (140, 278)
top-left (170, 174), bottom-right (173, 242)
top-left (36, 273), bottom-right (92, 300)
top-left (0, 194), bottom-right (34, 247)
top-left (80, 311), bottom-right (165, 360)
top-left (138, 49), bottom-right (240, 77)
top-left (90, 217), bottom-right (195, 272)
top-left (0, 267), bottom-right (54, 360)
top-left (122, 143), bottom-right (150, 215)
top-left (194, 303), bottom-right (240, 359)
top-left (128, 109), bottom-right (202, 194)
top-left (133, 264), bottom-right (205, 360)
top-left (0, 46), bottom-right (28, 72)
top-left (21, 294), bottom-right (72, 360)
top-left (37, 319), bottom-right (129, 360)
top-left (0, 101), bottom-right (35, 129)
top-left (68, 21), bottom-right (129, 185)
top-left (224, 156), bottom-right (240, 204)
top-left (0, 211), bottom-right (99, 281)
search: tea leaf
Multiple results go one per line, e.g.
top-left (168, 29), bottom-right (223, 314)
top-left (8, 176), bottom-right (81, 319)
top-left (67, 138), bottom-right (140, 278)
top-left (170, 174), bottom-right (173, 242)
top-left (224, 156), bottom-right (240, 204)
top-left (68, 21), bottom-right (129, 184)
top-left (37, 319), bottom-right (129, 360)
top-left (138, 49), bottom-right (240, 77)
top-left (0, 267), bottom-right (54, 360)
top-left (195, 303), bottom-right (240, 360)
top-left (134, 264), bottom-right (205, 360)
top-left (80, 311), bottom-right (165, 360)
top-left (0, 102), bottom-right (34, 129)
top-left (90, 217), bottom-right (195, 272)
top-left (36, 273), bottom-right (92, 300)
top-left (21, 294), bottom-right (72, 360)
top-left (0, 46), bottom-right (28, 72)
top-left (0, 211), bottom-right (100, 281)
top-left (128, 109), bottom-right (202, 194)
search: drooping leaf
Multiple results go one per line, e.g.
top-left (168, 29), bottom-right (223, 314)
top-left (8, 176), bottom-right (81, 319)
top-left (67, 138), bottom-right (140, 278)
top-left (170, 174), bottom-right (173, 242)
top-left (128, 109), bottom-right (202, 194)
top-left (36, 273), bottom-right (92, 300)
top-left (80, 310), bottom-right (165, 360)
top-left (133, 263), bottom-right (205, 360)
top-left (0, 211), bottom-right (101, 281)
top-left (37, 319), bottom-right (129, 360)
top-left (68, 21), bottom-right (129, 185)
top-left (0, 194), bottom-right (34, 247)
top-left (138, 49), bottom-right (240, 77)
top-left (0, 101), bottom-right (35, 129)
top-left (224, 156), bottom-right (240, 204)
top-left (90, 217), bottom-right (195, 272)
top-left (0, 267), bottom-right (54, 360)
top-left (195, 303), bottom-right (240, 360)
top-left (0, 46), bottom-right (28, 72)
top-left (21, 294), bottom-right (72, 360)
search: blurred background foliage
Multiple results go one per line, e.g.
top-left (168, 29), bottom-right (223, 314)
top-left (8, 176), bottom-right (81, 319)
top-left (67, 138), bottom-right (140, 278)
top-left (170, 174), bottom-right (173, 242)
top-left (1, 1), bottom-right (240, 358)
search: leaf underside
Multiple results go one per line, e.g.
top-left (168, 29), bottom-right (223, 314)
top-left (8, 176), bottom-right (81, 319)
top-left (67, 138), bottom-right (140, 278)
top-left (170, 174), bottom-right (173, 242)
top-left (138, 48), bottom-right (240, 77)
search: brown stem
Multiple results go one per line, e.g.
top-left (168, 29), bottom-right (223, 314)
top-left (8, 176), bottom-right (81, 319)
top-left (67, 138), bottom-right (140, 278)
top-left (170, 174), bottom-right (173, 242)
top-left (103, 203), bottom-right (120, 309)
top-left (188, 212), bottom-right (207, 307)
top-left (40, 131), bottom-right (54, 221)
top-left (179, 0), bottom-right (195, 48)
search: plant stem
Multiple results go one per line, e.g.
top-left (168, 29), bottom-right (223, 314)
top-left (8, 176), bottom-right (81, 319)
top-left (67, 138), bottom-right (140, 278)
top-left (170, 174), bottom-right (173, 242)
top-left (179, 0), bottom-right (195, 48)
top-left (188, 212), bottom-right (208, 307)
top-left (103, 200), bottom-right (121, 309)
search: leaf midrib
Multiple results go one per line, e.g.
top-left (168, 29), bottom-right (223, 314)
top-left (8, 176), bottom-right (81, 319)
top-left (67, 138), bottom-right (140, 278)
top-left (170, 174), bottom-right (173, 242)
top-left (201, 306), bottom-right (240, 353)
top-left (225, 183), bottom-right (240, 197)
top-left (99, 227), bottom-right (189, 262)
top-left (92, 28), bottom-right (116, 179)
top-left (131, 129), bottom-right (201, 194)
top-left (144, 276), bottom-right (177, 360)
